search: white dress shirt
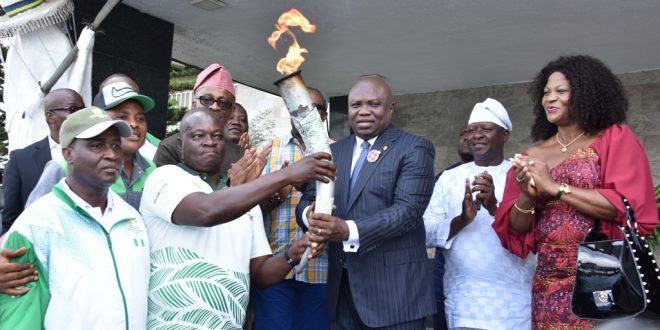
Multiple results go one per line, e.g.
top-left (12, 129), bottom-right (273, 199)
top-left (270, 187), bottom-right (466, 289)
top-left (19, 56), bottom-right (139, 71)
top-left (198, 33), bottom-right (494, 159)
top-left (48, 135), bottom-right (61, 161)
top-left (423, 161), bottom-right (536, 329)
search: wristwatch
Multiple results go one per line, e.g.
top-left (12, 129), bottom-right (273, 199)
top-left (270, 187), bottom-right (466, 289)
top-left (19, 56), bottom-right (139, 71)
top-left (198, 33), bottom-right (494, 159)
top-left (284, 249), bottom-right (299, 268)
top-left (555, 183), bottom-right (572, 200)
top-left (269, 192), bottom-right (285, 205)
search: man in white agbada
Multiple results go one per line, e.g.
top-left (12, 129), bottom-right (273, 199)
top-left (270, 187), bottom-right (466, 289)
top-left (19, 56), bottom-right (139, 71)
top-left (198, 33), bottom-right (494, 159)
top-left (423, 98), bottom-right (536, 330)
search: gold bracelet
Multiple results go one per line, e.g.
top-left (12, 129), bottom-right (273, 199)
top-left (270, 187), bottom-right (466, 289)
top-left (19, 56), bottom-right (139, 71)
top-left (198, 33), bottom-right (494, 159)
top-left (514, 200), bottom-right (535, 214)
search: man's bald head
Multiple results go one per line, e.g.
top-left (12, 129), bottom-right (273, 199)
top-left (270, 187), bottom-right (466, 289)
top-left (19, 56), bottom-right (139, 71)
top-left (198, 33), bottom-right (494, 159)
top-left (180, 107), bottom-right (223, 134)
top-left (44, 88), bottom-right (85, 143)
top-left (99, 73), bottom-right (140, 92)
top-left (349, 76), bottom-right (393, 99)
top-left (44, 88), bottom-right (83, 110)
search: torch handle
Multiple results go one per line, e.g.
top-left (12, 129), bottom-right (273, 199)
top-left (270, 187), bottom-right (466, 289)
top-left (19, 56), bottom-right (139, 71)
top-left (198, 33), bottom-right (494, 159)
top-left (295, 179), bottom-right (334, 273)
top-left (294, 248), bottom-right (312, 273)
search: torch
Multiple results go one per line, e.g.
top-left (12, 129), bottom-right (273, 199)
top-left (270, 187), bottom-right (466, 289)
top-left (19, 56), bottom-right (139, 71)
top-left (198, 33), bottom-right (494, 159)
top-left (269, 9), bottom-right (334, 273)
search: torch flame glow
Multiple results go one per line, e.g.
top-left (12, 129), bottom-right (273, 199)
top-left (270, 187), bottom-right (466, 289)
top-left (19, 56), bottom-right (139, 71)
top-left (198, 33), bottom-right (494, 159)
top-left (268, 8), bottom-right (316, 75)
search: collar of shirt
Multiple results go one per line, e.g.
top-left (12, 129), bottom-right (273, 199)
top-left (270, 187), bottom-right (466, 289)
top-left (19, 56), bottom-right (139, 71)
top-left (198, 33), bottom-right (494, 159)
top-left (177, 162), bottom-right (227, 191)
top-left (285, 131), bottom-right (305, 148)
top-left (48, 134), bottom-right (62, 160)
top-left (60, 178), bottom-right (115, 226)
top-left (351, 135), bottom-right (379, 173)
top-left (121, 153), bottom-right (150, 187)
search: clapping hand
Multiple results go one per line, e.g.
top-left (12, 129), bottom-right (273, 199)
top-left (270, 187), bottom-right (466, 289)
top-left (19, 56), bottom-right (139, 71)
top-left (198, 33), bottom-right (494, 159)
top-left (511, 154), bottom-right (555, 198)
top-left (238, 132), bottom-right (251, 150)
top-left (459, 178), bottom-right (478, 224)
top-left (511, 154), bottom-right (538, 199)
top-left (227, 145), bottom-right (271, 186)
top-left (472, 172), bottom-right (497, 216)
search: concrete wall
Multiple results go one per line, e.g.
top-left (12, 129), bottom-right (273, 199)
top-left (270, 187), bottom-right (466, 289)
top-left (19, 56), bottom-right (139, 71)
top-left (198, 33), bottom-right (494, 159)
top-left (390, 69), bottom-right (660, 185)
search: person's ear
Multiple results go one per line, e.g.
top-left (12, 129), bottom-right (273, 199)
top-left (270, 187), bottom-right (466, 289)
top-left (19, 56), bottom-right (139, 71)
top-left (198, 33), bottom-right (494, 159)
top-left (45, 110), bottom-right (54, 124)
top-left (502, 129), bottom-right (510, 143)
top-left (389, 99), bottom-right (396, 113)
top-left (62, 147), bottom-right (74, 165)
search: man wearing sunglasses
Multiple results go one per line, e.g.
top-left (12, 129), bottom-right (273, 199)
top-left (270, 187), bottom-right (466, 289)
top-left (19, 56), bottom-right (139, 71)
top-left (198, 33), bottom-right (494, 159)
top-left (155, 64), bottom-right (247, 182)
top-left (2, 89), bottom-right (84, 233)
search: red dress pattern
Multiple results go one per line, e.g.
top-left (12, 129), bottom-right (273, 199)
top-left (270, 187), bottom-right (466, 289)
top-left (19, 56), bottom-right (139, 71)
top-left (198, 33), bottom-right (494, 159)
top-left (493, 125), bottom-right (658, 330)
top-left (533, 148), bottom-right (599, 329)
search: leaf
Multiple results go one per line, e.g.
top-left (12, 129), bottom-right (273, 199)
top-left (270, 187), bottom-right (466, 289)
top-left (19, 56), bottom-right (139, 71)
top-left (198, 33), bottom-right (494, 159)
top-left (148, 247), bottom-right (250, 329)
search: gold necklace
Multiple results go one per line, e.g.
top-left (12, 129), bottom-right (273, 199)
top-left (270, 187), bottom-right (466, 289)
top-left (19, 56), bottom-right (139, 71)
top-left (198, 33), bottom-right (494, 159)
top-left (555, 131), bottom-right (586, 153)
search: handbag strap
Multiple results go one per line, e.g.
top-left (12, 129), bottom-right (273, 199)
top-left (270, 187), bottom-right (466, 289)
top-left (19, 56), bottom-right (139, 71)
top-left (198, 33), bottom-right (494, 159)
top-left (622, 197), bottom-right (638, 229)
top-left (585, 197), bottom-right (635, 241)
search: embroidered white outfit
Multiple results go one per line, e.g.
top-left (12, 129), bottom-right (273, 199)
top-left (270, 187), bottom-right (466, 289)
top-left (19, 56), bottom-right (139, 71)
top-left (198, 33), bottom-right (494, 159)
top-left (423, 161), bottom-right (536, 330)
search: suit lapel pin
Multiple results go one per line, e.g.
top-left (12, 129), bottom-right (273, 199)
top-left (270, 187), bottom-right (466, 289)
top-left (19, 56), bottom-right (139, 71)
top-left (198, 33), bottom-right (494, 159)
top-left (383, 146), bottom-right (389, 151)
top-left (367, 149), bottom-right (381, 162)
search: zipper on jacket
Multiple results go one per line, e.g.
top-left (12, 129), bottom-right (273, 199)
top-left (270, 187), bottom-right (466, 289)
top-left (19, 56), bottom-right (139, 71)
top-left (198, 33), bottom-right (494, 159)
top-left (104, 230), bottom-right (130, 330)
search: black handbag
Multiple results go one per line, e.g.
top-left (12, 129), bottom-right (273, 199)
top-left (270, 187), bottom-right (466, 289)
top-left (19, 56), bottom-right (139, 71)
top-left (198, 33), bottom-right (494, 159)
top-left (571, 198), bottom-right (660, 320)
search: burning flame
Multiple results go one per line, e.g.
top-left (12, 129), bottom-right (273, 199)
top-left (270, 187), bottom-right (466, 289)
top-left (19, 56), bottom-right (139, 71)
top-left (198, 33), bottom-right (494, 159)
top-left (268, 8), bottom-right (316, 75)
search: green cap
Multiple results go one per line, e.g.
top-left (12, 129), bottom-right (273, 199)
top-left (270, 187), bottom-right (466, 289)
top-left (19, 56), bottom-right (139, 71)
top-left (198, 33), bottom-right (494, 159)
top-left (93, 81), bottom-right (155, 112)
top-left (59, 106), bottom-right (132, 147)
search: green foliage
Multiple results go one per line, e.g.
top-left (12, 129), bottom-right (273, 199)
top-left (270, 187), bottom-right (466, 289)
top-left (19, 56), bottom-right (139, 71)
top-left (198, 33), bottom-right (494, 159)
top-left (166, 99), bottom-right (186, 136)
top-left (247, 108), bottom-right (277, 148)
top-left (169, 79), bottom-right (195, 92)
top-left (170, 61), bottom-right (200, 79)
top-left (169, 61), bottom-right (199, 92)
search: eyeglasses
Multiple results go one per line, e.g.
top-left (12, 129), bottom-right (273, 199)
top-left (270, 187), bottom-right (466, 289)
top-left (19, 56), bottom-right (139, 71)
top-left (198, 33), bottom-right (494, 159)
top-left (47, 105), bottom-right (84, 113)
top-left (196, 96), bottom-right (234, 110)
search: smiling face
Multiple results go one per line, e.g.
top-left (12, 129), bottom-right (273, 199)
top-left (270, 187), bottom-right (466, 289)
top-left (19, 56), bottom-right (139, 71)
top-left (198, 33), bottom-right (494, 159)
top-left (180, 111), bottom-right (225, 174)
top-left (348, 77), bottom-right (394, 140)
top-left (107, 100), bottom-right (146, 155)
top-left (542, 71), bottom-right (572, 126)
top-left (223, 104), bottom-right (248, 144)
top-left (64, 128), bottom-right (123, 191)
top-left (466, 121), bottom-right (508, 164)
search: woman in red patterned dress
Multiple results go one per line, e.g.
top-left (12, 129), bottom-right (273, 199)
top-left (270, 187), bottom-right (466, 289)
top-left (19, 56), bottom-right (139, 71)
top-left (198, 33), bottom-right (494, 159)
top-left (492, 55), bottom-right (658, 329)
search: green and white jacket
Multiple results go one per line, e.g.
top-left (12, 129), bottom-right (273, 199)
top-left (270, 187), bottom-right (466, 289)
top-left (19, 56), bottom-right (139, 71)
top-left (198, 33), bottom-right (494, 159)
top-left (0, 180), bottom-right (150, 330)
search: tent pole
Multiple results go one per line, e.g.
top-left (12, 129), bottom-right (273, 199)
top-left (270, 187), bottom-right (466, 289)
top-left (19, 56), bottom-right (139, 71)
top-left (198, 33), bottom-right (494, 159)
top-left (40, 0), bottom-right (123, 94)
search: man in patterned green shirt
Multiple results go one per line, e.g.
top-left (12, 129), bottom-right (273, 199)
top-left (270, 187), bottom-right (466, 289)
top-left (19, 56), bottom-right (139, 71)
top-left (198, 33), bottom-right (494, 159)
top-left (140, 108), bottom-right (335, 329)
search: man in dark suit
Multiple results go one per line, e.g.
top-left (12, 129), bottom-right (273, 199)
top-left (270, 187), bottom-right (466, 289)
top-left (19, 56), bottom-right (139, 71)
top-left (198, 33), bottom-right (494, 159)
top-left (1, 89), bottom-right (84, 233)
top-left (297, 77), bottom-right (436, 329)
